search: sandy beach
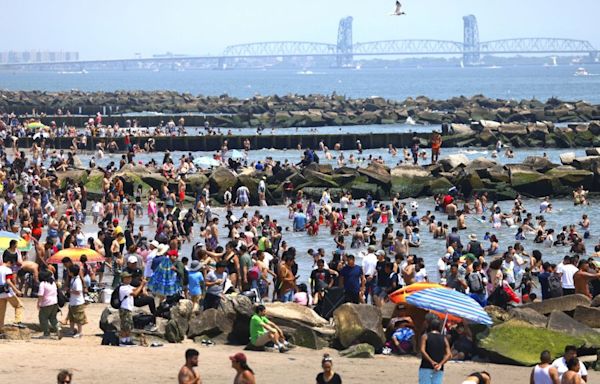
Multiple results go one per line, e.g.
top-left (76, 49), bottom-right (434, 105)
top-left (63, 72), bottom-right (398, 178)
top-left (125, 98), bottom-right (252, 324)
top-left (0, 299), bottom-right (595, 383)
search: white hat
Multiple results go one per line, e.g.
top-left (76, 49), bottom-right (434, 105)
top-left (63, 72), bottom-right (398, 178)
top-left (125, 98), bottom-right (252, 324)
top-left (127, 255), bottom-right (138, 264)
top-left (468, 233), bottom-right (477, 241)
top-left (149, 240), bottom-right (160, 249)
top-left (157, 244), bottom-right (169, 255)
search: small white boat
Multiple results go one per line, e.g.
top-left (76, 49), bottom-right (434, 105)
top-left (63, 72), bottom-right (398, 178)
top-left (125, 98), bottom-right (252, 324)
top-left (574, 67), bottom-right (589, 76)
top-left (297, 69), bottom-right (314, 75)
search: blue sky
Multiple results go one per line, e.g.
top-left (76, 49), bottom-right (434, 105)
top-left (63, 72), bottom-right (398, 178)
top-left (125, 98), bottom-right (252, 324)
top-left (4, 0), bottom-right (599, 59)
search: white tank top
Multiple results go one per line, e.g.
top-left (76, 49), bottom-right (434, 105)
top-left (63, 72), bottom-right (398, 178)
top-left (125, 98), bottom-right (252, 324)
top-left (533, 365), bottom-right (553, 384)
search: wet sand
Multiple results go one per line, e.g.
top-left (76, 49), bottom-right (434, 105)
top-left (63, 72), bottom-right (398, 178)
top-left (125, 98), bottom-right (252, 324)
top-left (2, 299), bottom-right (598, 383)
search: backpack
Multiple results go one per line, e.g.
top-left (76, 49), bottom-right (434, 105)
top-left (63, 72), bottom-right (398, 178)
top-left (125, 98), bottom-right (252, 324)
top-left (57, 288), bottom-right (68, 308)
top-left (110, 285), bottom-right (125, 310)
top-left (467, 272), bottom-right (484, 294)
top-left (548, 274), bottom-right (563, 298)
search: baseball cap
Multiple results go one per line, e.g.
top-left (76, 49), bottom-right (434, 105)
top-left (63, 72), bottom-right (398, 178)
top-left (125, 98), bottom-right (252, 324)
top-left (229, 353), bottom-right (247, 363)
top-left (121, 271), bottom-right (132, 279)
top-left (127, 256), bottom-right (138, 264)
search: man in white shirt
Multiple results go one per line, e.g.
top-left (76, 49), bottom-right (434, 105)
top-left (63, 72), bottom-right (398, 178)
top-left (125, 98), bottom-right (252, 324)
top-left (552, 345), bottom-right (588, 382)
top-left (362, 246), bottom-right (379, 304)
top-left (556, 256), bottom-right (578, 295)
top-left (118, 271), bottom-right (146, 346)
top-left (339, 193), bottom-right (350, 214)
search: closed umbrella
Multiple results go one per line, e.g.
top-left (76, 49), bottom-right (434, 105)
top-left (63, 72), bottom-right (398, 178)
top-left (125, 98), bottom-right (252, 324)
top-left (193, 156), bottom-right (220, 168)
top-left (27, 122), bottom-right (48, 130)
top-left (406, 288), bottom-right (493, 326)
top-left (47, 248), bottom-right (105, 264)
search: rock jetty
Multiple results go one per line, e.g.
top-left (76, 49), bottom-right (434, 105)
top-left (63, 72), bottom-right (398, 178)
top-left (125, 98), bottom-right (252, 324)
top-left (4, 91), bottom-right (600, 127)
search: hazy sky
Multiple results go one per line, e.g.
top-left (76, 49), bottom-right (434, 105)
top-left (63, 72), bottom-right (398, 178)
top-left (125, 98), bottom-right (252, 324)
top-left (4, 0), bottom-right (599, 59)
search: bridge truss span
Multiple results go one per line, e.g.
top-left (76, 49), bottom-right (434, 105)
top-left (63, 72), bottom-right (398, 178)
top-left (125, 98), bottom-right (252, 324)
top-left (480, 38), bottom-right (597, 54)
top-left (222, 41), bottom-right (337, 57)
top-left (352, 39), bottom-right (464, 55)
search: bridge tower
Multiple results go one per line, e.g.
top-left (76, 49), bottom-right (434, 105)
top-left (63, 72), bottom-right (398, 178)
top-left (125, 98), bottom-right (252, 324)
top-left (463, 15), bottom-right (480, 66)
top-left (337, 16), bottom-right (353, 67)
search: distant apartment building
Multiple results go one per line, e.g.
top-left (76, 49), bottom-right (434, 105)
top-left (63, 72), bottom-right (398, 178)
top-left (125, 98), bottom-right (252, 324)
top-left (0, 51), bottom-right (79, 64)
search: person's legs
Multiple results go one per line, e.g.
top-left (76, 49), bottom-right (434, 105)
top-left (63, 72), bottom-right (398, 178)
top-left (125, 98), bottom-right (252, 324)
top-left (39, 305), bottom-right (51, 336)
top-left (134, 295), bottom-right (157, 317)
top-left (0, 298), bottom-right (8, 330)
top-left (418, 368), bottom-right (433, 384)
top-left (7, 296), bottom-right (24, 324)
top-left (431, 370), bottom-right (444, 384)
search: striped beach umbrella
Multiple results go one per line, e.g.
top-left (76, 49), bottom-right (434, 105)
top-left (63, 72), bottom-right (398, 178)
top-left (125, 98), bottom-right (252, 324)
top-left (406, 288), bottom-right (493, 326)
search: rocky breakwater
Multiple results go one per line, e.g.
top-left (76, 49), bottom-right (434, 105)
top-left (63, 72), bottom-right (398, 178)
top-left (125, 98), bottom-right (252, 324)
top-left (5, 91), bottom-right (600, 128)
top-left (68, 150), bottom-right (600, 207)
top-left (444, 120), bottom-right (600, 149)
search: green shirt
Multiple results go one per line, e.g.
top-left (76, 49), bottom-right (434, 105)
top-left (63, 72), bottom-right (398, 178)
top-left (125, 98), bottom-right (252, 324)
top-left (250, 314), bottom-right (269, 344)
top-left (239, 253), bottom-right (253, 274)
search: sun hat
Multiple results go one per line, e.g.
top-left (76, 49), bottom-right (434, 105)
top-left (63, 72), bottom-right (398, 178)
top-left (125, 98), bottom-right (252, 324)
top-left (127, 256), bottom-right (138, 264)
top-left (189, 260), bottom-right (202, 272)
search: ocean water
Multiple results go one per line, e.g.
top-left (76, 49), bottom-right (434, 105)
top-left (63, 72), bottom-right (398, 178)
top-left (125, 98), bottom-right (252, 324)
top-left (1, 65), bottom-right (600, 103)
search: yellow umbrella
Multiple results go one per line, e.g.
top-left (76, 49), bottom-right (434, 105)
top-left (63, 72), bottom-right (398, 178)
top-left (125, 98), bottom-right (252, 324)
top-left (0, 231), bottom-right (31, 252)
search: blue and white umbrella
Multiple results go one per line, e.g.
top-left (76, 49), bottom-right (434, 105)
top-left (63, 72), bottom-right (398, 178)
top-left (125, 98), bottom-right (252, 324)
top-left (406, 288), bottom-right (493, 326)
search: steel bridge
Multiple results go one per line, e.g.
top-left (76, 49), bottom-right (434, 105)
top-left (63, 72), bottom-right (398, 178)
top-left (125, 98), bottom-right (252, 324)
top-left (0, 15), bottom-right (597, 70)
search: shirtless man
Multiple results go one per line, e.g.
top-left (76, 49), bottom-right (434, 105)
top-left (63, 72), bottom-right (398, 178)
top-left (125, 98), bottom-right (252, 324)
top-left (178, 349), bottom-right (201, 384)
top-left (446, 201), bottom-right (457, 220)
top-left (561, 358), bottom-right (582, 384)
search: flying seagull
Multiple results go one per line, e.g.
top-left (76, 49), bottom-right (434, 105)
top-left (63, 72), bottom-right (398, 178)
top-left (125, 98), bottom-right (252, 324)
top-left (391, 1), bottom-right (406, 16)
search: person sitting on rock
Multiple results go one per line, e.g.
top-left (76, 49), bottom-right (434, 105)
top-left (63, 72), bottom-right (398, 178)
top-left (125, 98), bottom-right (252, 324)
top-left (249, 304), bottom-right (290, 353)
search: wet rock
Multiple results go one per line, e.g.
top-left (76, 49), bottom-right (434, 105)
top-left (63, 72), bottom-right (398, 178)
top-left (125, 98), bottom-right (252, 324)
top-left (439, 154), bottom-right (469, 171)
top-left (545, 168), bottom-right (594, 189)
top-left (56, 169), bottom-right (89, 188)
top-left (509, 169), bottom-right (553, 197)
top-left (591, 295), bottom-right (600, 307)
top-left (521, 294), bottom-right (591, 315)
top-left (357, 163), bottom-right (391, 187)
top-left (428, 177), bottom-right (454, 195)
top-left (572, 156), bottom-right (600, 171)
top-left (333, 303), bottom-right (385, 350)
top-left (339, 343), bottom-right (375, 358)
top-left (522, 156), bottom-right (557, 173)
top-left (573, 305), bottom-right (600, 328)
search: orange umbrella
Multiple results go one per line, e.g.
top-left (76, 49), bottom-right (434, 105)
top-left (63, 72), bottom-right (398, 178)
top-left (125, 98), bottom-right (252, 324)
top-left (47, 247), bottom-right (105, 264)
top-left (388, 282), bottom-right (447, 304)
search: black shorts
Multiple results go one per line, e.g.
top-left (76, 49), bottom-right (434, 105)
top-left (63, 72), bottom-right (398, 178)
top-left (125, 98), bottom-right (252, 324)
top-left (344, 291), bottom-right (360, 304)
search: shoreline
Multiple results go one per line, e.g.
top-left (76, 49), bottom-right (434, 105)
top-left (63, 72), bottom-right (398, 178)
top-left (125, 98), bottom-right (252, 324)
top-left (2, 299), bottom-right (597, 384)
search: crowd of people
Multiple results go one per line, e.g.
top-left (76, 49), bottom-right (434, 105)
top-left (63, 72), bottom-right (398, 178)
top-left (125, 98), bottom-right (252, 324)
top-left (0, 115), bottom-right (598, 383)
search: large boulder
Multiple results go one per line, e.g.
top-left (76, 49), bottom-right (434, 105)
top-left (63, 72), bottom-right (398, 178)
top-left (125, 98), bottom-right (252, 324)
top-left (56, 169), bottom-right (89, 188)
top-left (522, 157), bottom-right (557, 173)
top-left (521, 294), bottom-right (591, 315)
top-left (545, 168), bottom-right (594, 190)
top-left (333, 304), bottom-right (385, 350)
top-left (572, 156), bottom-right (600, 171)
top-left (439, 154), bottom-right (469, 171)
top-left (141, 173), bottom-right (169, 190)
top-left (546, 310), bottom-right (600, 348)
top-left (187, 295), bottom-right (254, 345)
top-left (208, 166), bottom-right (238, 194)
top-left (357, 164), bottom-right (391, 187)
top-left (264, 302), bottom-right (328, 327)
top-left (509, 169), bottom-right (554, 197)
top-left (478, 320), bottom-right (589, 366)
top-left (169, 299), bottom-right (194, 338)
top-left (559, 152), bottom-right (576, 166)
top-left (302, 168), bottom-right (340, 188)
top-left (573, 306), bottom-right (600, 328)
top-left (99, 307), bottom-right (121, 333)
top-left (508, 307), bottom-right (548, 328)
top-left (591, 296), bottom-right (600, 307)
top-left (1, 326), bottom-right (31, 340)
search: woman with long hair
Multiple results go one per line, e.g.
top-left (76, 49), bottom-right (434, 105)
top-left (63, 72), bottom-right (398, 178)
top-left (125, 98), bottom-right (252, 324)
top-left (230, 352), bottom-right (255, 384)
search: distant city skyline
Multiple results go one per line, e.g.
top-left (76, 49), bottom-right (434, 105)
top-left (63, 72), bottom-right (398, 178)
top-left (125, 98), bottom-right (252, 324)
top-left (3, 0), bottom-right (598, 60)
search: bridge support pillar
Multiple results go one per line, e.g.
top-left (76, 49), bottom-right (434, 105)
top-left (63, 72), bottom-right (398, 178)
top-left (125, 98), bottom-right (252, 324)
top-left (336, 16), bottom-right (353, 67)
top-left (463, 15), bottom-right (480, 66)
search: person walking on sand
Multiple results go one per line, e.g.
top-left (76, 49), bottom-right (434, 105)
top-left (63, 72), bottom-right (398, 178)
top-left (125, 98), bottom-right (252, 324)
top-left (0, 254), bottom-right (24, 335)
top-left (37, 270), bottom-right (61, 339)
top-left (530, 350), bottom-right (560, 384)
top-left (179, 348), bottom-right (202, 384)
top-left (419, 318), bottom-right (451, 384)
top-left (230, 352), bottom-right (256, 384)
top-left (317, 354), bottom-right (342, 384)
